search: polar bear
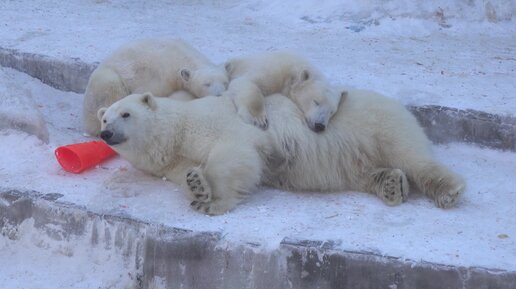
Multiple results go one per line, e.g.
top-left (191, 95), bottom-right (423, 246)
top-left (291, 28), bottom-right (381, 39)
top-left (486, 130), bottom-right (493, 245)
top-left (98, 92), bottom-right (269, 214)
top-left (83, 38), bottom-right (229, 136)
top-left (224, 51), bottom-right (343, 132)
top-left (98, 91), bottom-right (465, 215)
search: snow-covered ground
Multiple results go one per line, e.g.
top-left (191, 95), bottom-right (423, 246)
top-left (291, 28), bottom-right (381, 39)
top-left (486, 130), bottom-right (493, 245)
top-left (0, 0), bottom-right (515, 114)
top-left (0, 1), bottom-right (515, 288)
top-left (0, 65), bottom-right (515, 287)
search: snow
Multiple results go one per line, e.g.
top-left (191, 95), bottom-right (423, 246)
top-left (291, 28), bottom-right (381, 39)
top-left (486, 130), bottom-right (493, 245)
top-left (0, 77), bottom-right (48, 143)
top-left (0, 219), bottom-right (138, 289)
top-left (0, 0), bottom-right (515, 287)
top-left (0, 1), bottom-right (515, 114)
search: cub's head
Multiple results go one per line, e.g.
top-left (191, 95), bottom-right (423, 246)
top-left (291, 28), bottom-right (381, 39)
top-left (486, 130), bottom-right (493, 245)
top-left (180, 66), bottom-right (229, 97)
top-left (288, 68), bottom-right (345, 133)
top-left (97, 92), bottom-right (157, 148)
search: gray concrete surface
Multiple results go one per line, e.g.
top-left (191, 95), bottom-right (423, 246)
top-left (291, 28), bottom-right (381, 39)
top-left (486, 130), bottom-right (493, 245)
top-left (1, 189), bottom-right (515, 289)
top-left (0, 47), bottom-right (96, 93)
top-left (1, 46), bottom-right (514, 152)
top-left (408, 105), bottom-right (515, 151)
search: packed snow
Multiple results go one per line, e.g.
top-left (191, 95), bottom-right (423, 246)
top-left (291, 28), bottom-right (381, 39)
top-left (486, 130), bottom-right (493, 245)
top-left (0, 1), bottom-right (515, 288)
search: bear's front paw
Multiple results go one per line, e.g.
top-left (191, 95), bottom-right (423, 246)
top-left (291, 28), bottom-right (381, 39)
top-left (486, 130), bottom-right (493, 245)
top-left (186, 168), bottom-right (212, 203)
top-left (380, 169), bottom-right (409, 206)
top-left (252, 113), bottom-right (269, 130)
top-left (237, 108), bottom-right (268, 130)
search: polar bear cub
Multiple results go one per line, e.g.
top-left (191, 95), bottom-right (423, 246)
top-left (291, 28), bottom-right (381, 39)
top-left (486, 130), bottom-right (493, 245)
top-left (83, 38), bottom-right (228, 136)
top-left (224, 51), bottom-right (343, 132)
top-left (98, 91), bottom-right (465, 215)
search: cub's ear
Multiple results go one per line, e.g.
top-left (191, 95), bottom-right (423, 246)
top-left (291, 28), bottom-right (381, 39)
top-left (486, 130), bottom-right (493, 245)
top-left (299, 69), bottom-right (311, 82)
top-left (180, 68), bottom-right (191, 82)
top-left (141, 92), bottom-right (157, 110)
top-left (340, 90), bottom-right (348, 101)
top-left (291, 67), bottom-right (312, 85)
top-left (97, 107), bottom-right (107, 121)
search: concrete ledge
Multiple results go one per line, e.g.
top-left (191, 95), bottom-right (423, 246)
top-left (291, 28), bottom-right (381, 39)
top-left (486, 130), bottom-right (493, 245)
top-left (1, 189), bottom-right (515, 289)
top-left (409, 105), bottom-right (516, 152)
top-left (0, 47), bottom-right (96, 93)
top-left (0, 47), bottom-right (514, 151)
top-left (281, 238), bottom-right (516, 289)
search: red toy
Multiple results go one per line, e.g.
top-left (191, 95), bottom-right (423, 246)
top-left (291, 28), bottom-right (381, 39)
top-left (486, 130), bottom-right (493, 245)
top-left (55, 141), bottom-right (117, 173)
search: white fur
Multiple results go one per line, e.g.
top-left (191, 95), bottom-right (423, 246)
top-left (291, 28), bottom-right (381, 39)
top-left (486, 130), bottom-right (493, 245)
top-left (167, 90), bottom-right (196, 102)
top-left (99, 90), bottom-right (465, 215)
top-left (84, 38), bottom-right (228, 136)
top-left (224, 51), bottom-right (343, 132)
top-left (262, 90), bottom-right (465, 209)
top-left (99, 93), bottom-right (269, 215)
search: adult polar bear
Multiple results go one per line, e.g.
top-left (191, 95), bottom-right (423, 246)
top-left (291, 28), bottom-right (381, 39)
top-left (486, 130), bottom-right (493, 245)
top-left (98, 90), bottom-right (465, 215)
top-left (83, 38), bottom-right (228, 136)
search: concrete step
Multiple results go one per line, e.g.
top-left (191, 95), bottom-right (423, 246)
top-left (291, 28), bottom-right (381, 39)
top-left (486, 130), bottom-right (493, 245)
top-left (2, 189), bottom-right (514, 289)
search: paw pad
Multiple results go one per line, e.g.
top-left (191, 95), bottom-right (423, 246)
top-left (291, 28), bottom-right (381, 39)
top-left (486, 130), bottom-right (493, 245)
top-left (186, 168), bottom-right (212, 203)
top-left (380, 169), bottom-right (408, 206)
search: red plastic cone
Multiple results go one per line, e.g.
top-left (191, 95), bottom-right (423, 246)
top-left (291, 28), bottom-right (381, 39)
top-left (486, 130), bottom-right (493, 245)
top-left (55, 141), bottom-right (117, 173)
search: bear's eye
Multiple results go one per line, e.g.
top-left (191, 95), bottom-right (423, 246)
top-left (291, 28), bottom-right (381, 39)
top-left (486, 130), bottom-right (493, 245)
top-left (122, 112), bottom-right (130, 118)
top-left (103, 119), bottom-right (106, 124)
top-left (204, 83), bottom-right (211, 87)
top-left (313, 100), bottom-right (320, 106)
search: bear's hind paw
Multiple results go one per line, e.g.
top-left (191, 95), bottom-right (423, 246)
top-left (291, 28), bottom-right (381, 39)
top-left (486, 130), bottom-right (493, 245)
top-left (379, 169), bottom-right (409, 206)
top-left (186, 168), bottom-right (212, 203)
top-left (190, 200), bottom-right (231, 216)
top-left (433, 182), bottom-right (464, 209)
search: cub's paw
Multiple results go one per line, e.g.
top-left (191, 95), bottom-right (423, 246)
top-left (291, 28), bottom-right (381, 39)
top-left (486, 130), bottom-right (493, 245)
top-left (186, 168), bottom-right (211, 203)
top-left (237, 108), bottom-right (268, 130)
top-left (380, 169), bottom-right (409, 206)
top-left (252, 112), bottom-right (269, 130)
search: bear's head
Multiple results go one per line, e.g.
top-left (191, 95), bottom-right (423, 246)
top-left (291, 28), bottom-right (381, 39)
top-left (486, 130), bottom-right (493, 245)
top-left (287, 68), bottom-right (345, 133)
top-left (97, 92), bottom-right (157, 148)
top-left (180, 66), bottom-right (229, 97)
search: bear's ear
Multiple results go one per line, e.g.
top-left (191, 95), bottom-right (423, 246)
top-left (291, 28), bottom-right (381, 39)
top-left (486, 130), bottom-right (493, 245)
top-left (97, 107), bottom-right (107, 121)
top-left (292, 68), bottom-right (311, 86)
top-left (340, 90), bottom-right (348, 101)
top-left (224, 61), bottom-right (233, 74)
top-left (300, 69), bottom-right (311, 82)
top-left (180, 69), bottom-right (191, 82)
top-left (141, 92), bottom-right (157, 110)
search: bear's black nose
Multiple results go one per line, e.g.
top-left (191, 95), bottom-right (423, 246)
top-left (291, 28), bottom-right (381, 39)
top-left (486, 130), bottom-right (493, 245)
top-left (313, 123), bottom-right (326, 133)
top-left (100, 130), bottom-right (113, 141)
